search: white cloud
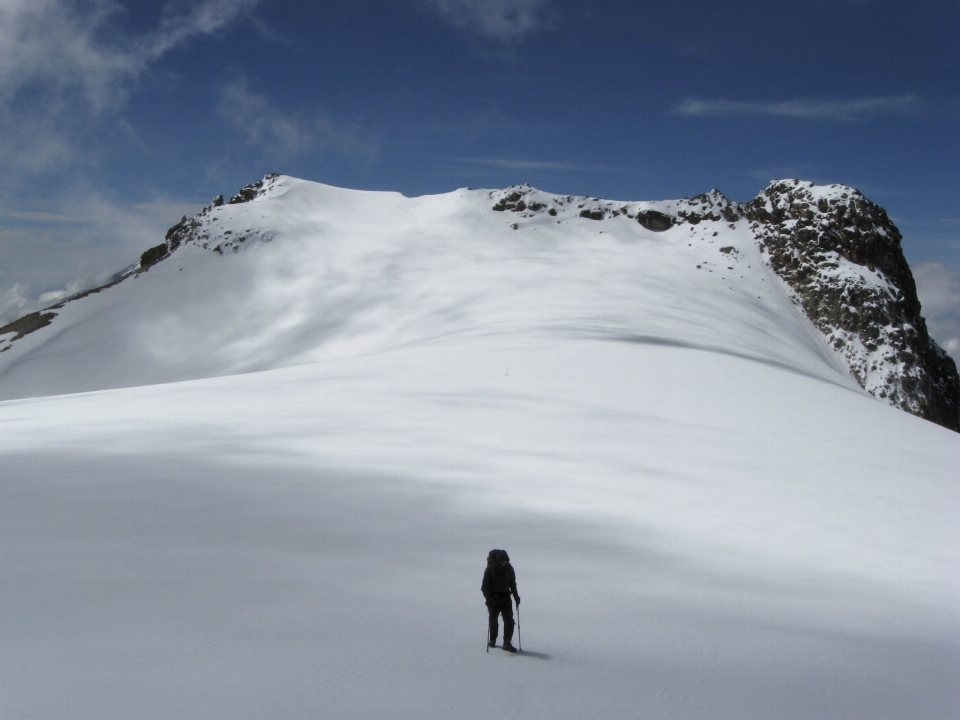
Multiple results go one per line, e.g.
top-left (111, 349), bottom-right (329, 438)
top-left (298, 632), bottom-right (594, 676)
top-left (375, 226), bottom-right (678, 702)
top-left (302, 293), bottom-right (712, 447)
top-left (913, 261), bottom-right (960, 364)
top-left (0, 0), bottom-right (260, 111)
top-left (425, 0), bottom-right (553, 41)
top-left (0, 0), bottom-right (131, 114)
top-left (0, 208), bottom-right (87, 223)
top-left (148, 0), bottom-right (262, 59)
top-left (674, 95), bottom-right (920, 122)
top-left (0, 0), bottom-right (261, 173)
top-left (0, 283), bottom-right (33, 328)
top-left (217, 77), bottom-right (376, 159)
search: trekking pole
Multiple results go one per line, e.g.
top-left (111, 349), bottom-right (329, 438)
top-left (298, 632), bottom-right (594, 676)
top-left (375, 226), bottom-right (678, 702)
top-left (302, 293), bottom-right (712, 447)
top-left (486, 624), bottom-right (490, 653)
top-left (517, 601), bottom-right (522, 652)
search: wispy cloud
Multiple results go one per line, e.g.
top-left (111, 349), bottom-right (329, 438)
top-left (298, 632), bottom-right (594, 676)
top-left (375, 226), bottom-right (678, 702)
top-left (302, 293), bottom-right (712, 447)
top-left (0, 209), bottom-right (89, 223)
top-left (0, 0), bottom-right (260, 112)
top-left (674, 95), bottom-right (920, 122)
top-left (217, 77), bottom-right (376, 160)
top-left (0, 0), bottom-right (261, 173)
top-left (146, 0), bottom-right (262, 60)
top-left (425, 0), bottom-right (554, 42)
top-left (458, 157), bottom-right (577, 171)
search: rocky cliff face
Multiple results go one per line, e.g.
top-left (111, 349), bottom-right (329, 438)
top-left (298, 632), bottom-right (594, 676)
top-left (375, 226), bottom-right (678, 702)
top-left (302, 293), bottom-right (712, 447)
top-left (742, 179), bottom-right (959, 432)
top-left (139, 173), bottom-right (282, 269)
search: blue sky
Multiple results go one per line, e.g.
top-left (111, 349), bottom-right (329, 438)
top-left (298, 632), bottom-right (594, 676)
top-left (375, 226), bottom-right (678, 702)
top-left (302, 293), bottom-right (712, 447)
top-left (1, 0), bottom-right (958, 355)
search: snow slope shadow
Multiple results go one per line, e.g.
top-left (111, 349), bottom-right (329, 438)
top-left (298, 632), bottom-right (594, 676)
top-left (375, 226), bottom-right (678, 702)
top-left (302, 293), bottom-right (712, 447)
top-left (609, 333), bottom-right (857, 391)
top-left (2, 448), bottom-right (957, 720)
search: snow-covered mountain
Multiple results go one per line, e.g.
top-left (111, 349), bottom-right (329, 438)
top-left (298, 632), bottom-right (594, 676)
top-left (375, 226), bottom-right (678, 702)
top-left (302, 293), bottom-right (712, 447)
top-left (1, 176), bottom-right (958, 719)
top-left (1, 174), bottom-right (957, 431)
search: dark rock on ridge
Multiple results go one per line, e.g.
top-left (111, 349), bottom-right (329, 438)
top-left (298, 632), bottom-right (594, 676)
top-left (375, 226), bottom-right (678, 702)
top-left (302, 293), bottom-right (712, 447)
top-left (139, 242), bottom-right (170, 269)
top-left (743, 179), bottom-right (959, 432)
top-left (0, 311), bottom-right (56, 350)
top-left (0, 271), bottom-right (128, 350)
top-left (139, 173), bottom-right (283, 270)
top-left (227, 173), bottom-right (280, 205)
top-left (491, 185), bottom-right (552, 215)
top-left (675, 190), bottom-right (742, 226)
top-left (636, 210), bottom-right (674, 232)
top-left (489, 185), bottom-right (662, 224)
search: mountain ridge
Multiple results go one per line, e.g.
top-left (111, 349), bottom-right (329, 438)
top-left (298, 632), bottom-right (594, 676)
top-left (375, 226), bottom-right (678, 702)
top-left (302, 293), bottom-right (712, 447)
top-left (1, 173), bottom-right (956, 432)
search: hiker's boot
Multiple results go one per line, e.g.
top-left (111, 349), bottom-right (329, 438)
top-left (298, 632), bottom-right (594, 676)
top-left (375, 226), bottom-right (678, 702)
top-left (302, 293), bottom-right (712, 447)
top-left (502, 640), bottom-right (517, 653)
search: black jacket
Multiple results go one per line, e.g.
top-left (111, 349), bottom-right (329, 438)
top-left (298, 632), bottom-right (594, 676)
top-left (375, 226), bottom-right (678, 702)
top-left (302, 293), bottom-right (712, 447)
top-left (482, 550), bottom-right (518, 605)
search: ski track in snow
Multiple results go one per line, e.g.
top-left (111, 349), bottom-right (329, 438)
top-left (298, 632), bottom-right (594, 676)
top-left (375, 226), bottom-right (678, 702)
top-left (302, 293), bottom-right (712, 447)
top-left (1, 177), bottom-right (958, 719)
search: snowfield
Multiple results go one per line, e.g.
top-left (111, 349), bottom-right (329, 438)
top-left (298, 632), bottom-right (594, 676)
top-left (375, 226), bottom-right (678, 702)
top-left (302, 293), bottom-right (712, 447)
top-left (1, 177), bottom-right (958, 719)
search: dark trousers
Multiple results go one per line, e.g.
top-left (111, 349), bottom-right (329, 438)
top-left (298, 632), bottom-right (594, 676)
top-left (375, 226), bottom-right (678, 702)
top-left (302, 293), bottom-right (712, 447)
top-left (487, 597), bottom-right (514, 644)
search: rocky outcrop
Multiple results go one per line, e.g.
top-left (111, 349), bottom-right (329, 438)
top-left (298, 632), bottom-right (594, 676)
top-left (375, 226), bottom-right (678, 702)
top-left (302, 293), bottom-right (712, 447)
top-left (674, 190), bottom-right (742, 227)
top-left (491, 186), bottom-right (549, 214)
top-left (0, 311), bottom-right (56, 350)
top-left (227, 173), bottom-right (280, 205)
top-left (139, 173), bottom-right (282, 270)
top-left (489, 185), bottom-right (679, 227)
top-left (636, 210), bottom-right (674, 232)
top-left (0, 271), bottom-right (128, 351)
top-left (743, 179), bottom-right (959, 432)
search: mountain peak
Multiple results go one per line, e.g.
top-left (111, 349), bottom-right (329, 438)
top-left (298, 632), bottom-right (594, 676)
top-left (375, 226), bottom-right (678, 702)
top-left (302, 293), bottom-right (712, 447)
top-left (762, 177), bottom-right (862, 199)
top-left (140, 173), bottom-right (288, 268)
top-left (225, 172), bottom-right (284, 205)
top-left (743, 181), bottom-right (960, 430)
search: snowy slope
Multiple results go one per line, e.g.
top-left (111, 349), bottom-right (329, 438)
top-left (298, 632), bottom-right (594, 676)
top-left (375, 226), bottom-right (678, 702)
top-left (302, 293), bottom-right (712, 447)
top-left (1, 176), bottom-right (958, 719)
top-left (0, 175), bottom-right (852, 399)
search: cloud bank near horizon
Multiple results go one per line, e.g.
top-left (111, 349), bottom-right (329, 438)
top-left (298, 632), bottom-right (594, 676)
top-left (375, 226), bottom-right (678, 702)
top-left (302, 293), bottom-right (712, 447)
top-left (914, 261), bottom-right (960, 363)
